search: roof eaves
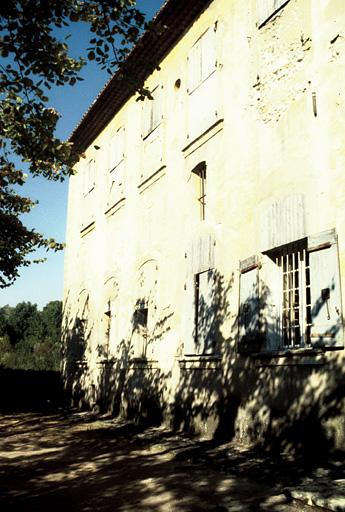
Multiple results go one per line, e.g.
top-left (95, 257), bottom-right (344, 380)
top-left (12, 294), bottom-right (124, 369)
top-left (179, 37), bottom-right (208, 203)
top-left (69, 0), bottom-right (212, 153)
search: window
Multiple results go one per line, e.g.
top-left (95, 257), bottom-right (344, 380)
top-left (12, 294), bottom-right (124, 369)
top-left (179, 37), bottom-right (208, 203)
top-left (107, 127), bottom-right (125, 209)
top-left (238, 230), bottom-right (344, 353)
top-left (109, 127), bottom-right (125, 172)
top-left (83, 158), bottom-right (95, 196)
top-left (188, 27), bottom-right (216, 94)
top-left (191, 162), bottom-right (206, 221)
top-left (257, 0), bottom-right (290, 28)
top-left (104, 301), bottom-right (111, 355)
top-left (133, 305), bottom-right (149, 358)
top-left (102, 277), bottom-right (119, 356)
top-left (71, 290), bottom-right (89, 359)
top-left (143, 85), bottom-right (163, 138)
top-left (195, 269), bottom-right (216, 354)
top-left (185, 268), bottom-right (216, 355)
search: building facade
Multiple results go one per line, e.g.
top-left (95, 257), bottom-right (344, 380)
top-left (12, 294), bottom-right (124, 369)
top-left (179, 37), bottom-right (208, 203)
top-left (63, 0), bottom-right (345, 452)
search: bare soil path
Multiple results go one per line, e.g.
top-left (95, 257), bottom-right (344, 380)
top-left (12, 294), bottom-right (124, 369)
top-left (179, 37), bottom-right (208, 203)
top-left (0, 410), bottom-right (341, 511)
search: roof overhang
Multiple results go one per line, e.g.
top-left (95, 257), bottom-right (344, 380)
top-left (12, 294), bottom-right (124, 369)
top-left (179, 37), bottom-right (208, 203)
top-left (69, 0), bottom-right (212, 153)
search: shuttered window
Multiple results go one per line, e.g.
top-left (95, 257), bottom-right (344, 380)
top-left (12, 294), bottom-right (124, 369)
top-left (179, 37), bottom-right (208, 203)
top-left (109, 127), bottom-right (125, 172)
top-left (257, 0), bottom-right (290, 28)
top-left (188, 27), bottom-right (217, 94)
top-left (238, 257), bottom-right (261, 353)
top-left (143, 85), bottom-right (163, 138)
top-left (83, 158), bottom-right (95, 196)
top-left (238, 230), bottom-right (343, 353)
top-left (185, 269), bottom-right (216, 355)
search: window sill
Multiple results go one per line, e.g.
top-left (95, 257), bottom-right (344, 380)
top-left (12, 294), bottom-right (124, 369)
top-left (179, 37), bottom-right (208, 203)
top-left (96, 358), bottom-right (115, 366)
top-left (252, 348), bottom-right (326, 367)
top-left (178, 354), bottom-right (221, 369)
top-left (80, 221), bottom-right (95, 237)
top-left (183, 118), bottom-right (224, 157)
top-left (142, 121), bottom-right (162, 142)
top-left (138, 166), bottom-right (166, 193)
top-left (129, 358), bottom-right (159, 369)
top-left (105, 197), bottom-right (126, 217)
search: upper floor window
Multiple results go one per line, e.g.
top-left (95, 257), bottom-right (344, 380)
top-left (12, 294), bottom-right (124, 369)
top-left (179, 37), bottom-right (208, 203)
top-left (83, 158), bottom-right (95, 196)
top-left (109, 126), bottom-right (125, 172)
top-left (188, 26), bottom-right (216, 94)
top-left (257, 0), bottom-right (290, 28)
top-left (143, 85), bottom-right (163, 139)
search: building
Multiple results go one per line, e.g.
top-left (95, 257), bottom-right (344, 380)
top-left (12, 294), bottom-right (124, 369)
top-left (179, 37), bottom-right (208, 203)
top-left (63, 0), bottom-right (345, 453)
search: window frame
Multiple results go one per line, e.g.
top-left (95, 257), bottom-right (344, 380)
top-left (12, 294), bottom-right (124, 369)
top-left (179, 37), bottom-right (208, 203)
top-left (187, 25), bottom-right (217, 95)
top-left (142, 85), bottom-right (163, 140)
top-left (238, 229), bottom-right (344, 355)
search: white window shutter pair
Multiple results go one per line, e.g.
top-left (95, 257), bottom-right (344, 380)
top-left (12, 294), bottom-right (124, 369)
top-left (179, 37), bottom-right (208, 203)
top-left (238, 256), bottom-right (262, 353)
top-left (184, 234), bottom-right (216, 355)
top-left (196, 269), bottom-right (216, 355)
top-left (109, 127), bottom-right (125, 172)
top-left (188, 27), bottom-right (216, 93)
top-left (143, 86), bottom-right (163, 137)
top-left (238, 229), bottom-right (344, 352)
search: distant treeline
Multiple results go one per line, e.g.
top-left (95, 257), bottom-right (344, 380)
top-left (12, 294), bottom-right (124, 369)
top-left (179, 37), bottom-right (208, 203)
top-left (0, 301), bottom-right (62, 371)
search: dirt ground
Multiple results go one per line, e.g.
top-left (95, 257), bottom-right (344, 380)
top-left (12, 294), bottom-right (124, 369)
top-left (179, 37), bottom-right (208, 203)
top-left (0, 410), bottom-right (341, 511)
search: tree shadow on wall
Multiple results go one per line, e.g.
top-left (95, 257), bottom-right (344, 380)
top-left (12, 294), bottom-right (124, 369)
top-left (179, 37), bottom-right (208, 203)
top-left (62, 269), bottom-right (345, 459)
top-left (172, 269), bottom-right (344, 460)
top-left (61, 295), bottom-right (96, 410)
top-left (72, 297), bottom-right (175, 426)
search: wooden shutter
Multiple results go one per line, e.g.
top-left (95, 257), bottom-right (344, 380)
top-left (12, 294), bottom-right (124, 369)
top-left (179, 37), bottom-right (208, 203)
top-left (110, 127), bottom-right (125, 171)
top-left (260, 254), bottom-right (282, 350)
top-left (262, 194), bottom-right (305, 251)
top-left (257, 0), bottom-right (289, 28)
top-left (196, 269), bottom-right (216, 354)
top-left (308, 230), bottom-right (343, 348)
top-left (238, 256), bottom-right (261, 353)
top-left (201, 27), bottom-right (216, 82)
top-left (188, 39), bottom-right (202, 93)
top-left (183, 276), bottom-right (196, 355)
top-left (189, 233), bottom-right (215, 275)
top-left (152, 86), bottom-right (163, 131)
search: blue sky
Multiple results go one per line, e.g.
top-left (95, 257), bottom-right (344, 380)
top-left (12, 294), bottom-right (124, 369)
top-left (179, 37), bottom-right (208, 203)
top-left (0, 0), bottom-right (163, 310)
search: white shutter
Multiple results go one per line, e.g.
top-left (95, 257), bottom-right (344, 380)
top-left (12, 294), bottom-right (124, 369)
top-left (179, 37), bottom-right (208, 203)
top-left (201, 27), bottom-right (216, 81)
top-left (109, 127), bottom-right (125, 171)
top-left (152, 86), bottom-right (163, 131)
top-left (188, 39), bottom-right (202, 93)
top-left (238, 256), bottom-right (261, 353)
top-left (183, 276), bottom-right (196, 355)
top-left (257, 0), bottom-right (289, 28)
top-left (308, 231), bottom-right (343, 347)
top-left (189, 233), bottom-right (215, 275)
top-left (260, 254), bottom-right (282, 350)
top-left (84, 159), bottom-right (95, 195)
top-left (197, 269), bottom-right (216, 354)
top-left (262, 194), bottom-right (305, 251)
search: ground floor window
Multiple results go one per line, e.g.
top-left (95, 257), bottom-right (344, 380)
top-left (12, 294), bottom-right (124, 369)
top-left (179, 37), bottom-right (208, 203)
top-left (239, 230), bottom-right (343, 353)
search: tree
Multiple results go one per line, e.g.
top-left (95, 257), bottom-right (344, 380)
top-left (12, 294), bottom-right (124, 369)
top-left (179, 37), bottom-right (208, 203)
top-left (0, 300), bottom-right (63, 370)
top-left (0, 0), bottom-right (147, 287)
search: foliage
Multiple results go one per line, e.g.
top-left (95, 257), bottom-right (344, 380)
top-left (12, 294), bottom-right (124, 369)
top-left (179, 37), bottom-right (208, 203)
top-left (0, 1), bottom-right (146, 287)
top-left (0, 300), bottom-right (62, 370)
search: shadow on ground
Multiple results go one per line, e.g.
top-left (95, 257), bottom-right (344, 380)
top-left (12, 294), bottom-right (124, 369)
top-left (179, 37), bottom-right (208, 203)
top-left (0, 410), bottom-right (343, 511)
